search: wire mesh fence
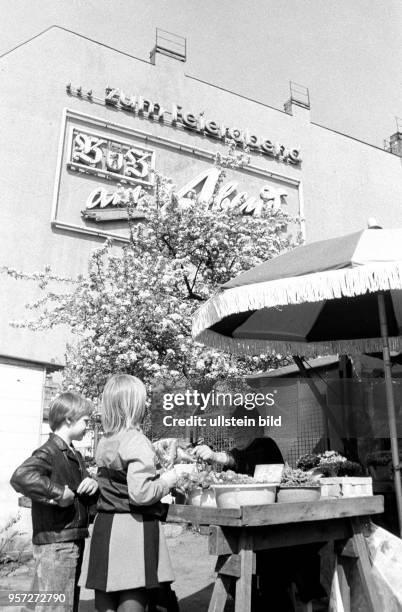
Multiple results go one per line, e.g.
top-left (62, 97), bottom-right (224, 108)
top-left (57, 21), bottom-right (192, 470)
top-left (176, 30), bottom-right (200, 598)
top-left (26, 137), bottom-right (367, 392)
top-left (55, 377), bottom-right (402, 469)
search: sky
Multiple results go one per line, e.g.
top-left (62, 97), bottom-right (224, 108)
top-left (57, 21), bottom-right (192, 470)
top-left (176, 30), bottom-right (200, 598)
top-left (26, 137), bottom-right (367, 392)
top-left (1, 0), bottom-right (401, 148)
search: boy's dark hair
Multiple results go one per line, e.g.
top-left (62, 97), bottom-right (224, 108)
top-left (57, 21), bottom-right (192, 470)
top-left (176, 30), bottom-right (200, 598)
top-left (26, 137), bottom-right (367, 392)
top-left (48, 392), bottom-right (92, 432)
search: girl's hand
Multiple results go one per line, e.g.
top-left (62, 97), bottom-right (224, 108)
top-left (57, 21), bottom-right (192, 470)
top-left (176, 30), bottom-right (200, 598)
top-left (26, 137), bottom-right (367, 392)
top-left (77, 477), bottom-right (98, 496)
top-left (153, 438), bottom-right (178, 468)
top-left (154, 438), bottom-right (195, 468)
top-left (161, 468), bottom-right (178, 489)
top-left (177, 447), bottom-right (196, 463)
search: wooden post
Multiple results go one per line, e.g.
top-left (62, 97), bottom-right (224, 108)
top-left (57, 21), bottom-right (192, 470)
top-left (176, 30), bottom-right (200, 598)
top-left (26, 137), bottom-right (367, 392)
top-left (377, 292), bottom-right (402, 537)
top-left (336, 557), bottom-right (351, 612)
top-left (208, 575), bottom-right (231, 612)
top-left (337, 518), bottom-right (381, 612)
top-left (235, 529), bottom-right (254, 612)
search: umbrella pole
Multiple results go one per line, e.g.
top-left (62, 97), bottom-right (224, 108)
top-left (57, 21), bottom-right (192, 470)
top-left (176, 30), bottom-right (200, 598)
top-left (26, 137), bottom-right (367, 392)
top-left (377, 292), bottom-right (402, 537)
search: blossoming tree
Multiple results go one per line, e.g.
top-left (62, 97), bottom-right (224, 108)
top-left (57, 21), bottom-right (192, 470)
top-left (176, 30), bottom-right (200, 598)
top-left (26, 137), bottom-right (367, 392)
top-left (7, 145), bottom-right (301, 404)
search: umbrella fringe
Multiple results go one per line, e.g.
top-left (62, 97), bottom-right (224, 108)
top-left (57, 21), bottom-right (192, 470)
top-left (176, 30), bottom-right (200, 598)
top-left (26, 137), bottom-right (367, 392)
top-left (195, 329), bottom-right (402, 358)
top-left (192, 262), bottom-right (402, 337)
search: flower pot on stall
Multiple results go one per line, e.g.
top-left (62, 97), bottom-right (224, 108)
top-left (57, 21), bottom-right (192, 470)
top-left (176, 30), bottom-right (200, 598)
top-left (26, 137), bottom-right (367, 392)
top-left (187, 486), bottom-right (217, 507)
top-left (277, 486), bottom-right (321, 503)
top-left (278, 466), bottom-right (321, 502)
top-left (187, 487), bottom-right (202, 506)
top-left (200, 488), bottom-right (217, 508)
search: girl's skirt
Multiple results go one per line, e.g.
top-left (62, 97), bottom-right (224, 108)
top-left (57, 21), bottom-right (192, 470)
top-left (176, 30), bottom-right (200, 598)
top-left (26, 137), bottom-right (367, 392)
top-left (79, 512), bottom-right (174, 591)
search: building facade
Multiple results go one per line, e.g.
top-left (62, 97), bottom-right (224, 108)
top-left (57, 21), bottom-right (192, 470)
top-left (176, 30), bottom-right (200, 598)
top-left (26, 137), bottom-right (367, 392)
top-left (1, 26), bottom-right (401, 510)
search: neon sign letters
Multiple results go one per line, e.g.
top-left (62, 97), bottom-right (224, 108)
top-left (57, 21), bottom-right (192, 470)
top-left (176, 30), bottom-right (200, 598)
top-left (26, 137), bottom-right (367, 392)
top-left (68, 129), bottom-right (156, 187)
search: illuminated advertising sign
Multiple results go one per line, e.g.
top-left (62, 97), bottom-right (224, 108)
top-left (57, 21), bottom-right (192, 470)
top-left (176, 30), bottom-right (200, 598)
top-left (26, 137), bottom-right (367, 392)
top-left (67, 84), bottom-right (302, 166)
top-left (52, 109), bottom-right (302, 242)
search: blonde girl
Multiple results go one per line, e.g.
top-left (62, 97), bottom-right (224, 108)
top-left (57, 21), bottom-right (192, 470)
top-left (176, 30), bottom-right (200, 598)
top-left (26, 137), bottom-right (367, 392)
top-left (79, 374), bottom-right (177, 612)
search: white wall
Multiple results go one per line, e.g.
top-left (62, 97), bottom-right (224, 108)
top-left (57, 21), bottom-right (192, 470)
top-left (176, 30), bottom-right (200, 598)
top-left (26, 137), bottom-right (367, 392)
top-left (0, 27), bottom-right (401, 366)
top-left (0, 363), bottom-right (44, 527)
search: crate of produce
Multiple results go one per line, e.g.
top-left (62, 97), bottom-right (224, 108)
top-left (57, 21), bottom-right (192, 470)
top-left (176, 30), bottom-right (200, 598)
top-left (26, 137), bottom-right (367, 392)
top-left (320, 476), bottom-right (373, 498)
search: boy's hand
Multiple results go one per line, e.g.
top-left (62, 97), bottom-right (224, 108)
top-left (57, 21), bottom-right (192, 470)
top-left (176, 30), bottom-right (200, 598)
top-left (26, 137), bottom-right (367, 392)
top-left (58, 485), bottom-right (75, 507)
top-left (77, 477), bottom-right (98, 496)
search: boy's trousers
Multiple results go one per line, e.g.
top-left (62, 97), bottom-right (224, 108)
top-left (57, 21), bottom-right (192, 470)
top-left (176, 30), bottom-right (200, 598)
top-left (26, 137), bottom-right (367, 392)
top-left (32, 541), bottom-right (84, 612)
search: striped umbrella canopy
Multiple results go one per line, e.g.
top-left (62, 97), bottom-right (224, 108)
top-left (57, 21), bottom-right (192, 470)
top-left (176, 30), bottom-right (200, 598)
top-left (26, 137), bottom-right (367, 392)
top-left (192, 223), bottom-right (402, 535)
top-left (192, 226), bottom-right (402, 358)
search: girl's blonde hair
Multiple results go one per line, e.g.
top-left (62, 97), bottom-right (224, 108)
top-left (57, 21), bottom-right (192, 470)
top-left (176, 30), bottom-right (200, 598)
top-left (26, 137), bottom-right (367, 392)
top-left (101, 373), bottom-right (146, 434)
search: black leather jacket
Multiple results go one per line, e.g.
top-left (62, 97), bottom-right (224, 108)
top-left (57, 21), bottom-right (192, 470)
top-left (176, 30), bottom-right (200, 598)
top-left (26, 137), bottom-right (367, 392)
top-left (10, 434), bottom-right (97, 544)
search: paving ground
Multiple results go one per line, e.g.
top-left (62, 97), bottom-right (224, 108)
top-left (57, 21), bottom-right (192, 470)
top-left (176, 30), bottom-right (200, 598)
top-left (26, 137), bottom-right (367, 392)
top-left (0, 526), bottom-right (327, 611)
top-left (0, 526), bottom-right (218, 612)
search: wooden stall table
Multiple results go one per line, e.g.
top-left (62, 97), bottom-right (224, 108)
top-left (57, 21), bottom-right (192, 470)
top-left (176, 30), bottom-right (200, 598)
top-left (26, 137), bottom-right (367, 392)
top-left (167, 495), bottom-right (384, 612)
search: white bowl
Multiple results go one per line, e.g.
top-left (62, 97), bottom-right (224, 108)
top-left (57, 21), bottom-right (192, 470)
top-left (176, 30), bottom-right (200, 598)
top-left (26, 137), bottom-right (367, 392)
top-left (212, 483), bottom-right (277, 509)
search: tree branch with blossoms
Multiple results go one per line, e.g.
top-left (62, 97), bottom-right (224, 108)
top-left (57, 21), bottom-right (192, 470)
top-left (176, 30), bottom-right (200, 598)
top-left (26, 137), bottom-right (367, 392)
top-left (3, 143), bottom-right (302, 410)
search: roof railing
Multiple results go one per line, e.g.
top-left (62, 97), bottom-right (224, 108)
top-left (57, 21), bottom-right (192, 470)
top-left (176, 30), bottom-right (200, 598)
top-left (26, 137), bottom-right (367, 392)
top-left (289, 81), bottom-right (310, 108)
top-left (151, 28), bottom-right (186, 62)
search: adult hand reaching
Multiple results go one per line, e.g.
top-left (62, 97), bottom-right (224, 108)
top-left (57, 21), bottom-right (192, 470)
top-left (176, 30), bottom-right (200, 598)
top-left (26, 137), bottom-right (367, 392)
top-left (193, 445), bottom-right (216, 462)
top-left (193, 445), bottom-right (231, 466)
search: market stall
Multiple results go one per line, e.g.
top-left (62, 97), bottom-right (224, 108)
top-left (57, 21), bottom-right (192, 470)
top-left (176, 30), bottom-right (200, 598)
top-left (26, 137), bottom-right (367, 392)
top-left (192, 222), bottom-right (402, 536)
top-left (166, 496), bottom-right (384, 612)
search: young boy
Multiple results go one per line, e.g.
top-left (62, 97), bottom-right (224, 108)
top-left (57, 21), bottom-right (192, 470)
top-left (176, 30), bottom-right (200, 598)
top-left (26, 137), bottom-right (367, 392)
top-left (10, 392), bottom-right (98, 612)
